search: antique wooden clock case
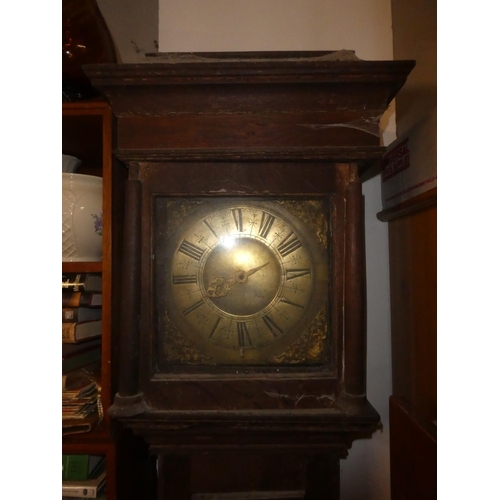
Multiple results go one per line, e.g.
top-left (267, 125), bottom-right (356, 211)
top-left (86, 51), bottom-right (414, 499)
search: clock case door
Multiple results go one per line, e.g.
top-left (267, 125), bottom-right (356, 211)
top-left (123, 158), bottom-right (369, 417)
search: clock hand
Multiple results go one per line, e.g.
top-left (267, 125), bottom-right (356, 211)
top-left (207, 262), bottom-right (270, 297)
top-left (246, 261), bottom-right (270, 276)
top-left (234, 262), bottom-right (269, 284)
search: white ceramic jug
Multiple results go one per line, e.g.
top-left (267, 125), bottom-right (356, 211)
top-left (62, 173), bottom-right (103, 262)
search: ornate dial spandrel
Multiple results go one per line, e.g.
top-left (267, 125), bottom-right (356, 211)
top-left (156, 197), bottom-right (332, 368)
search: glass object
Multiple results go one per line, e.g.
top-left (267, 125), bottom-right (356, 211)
top-left (62, 0), bottom-right (117, 102)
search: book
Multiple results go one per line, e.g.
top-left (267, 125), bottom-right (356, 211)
top-left (62, 468), bottom-right (106, 498)
top-left (62, 368), bottom-right (102, 436)
top-left (62, 273), bottom-right (102, 293)
top-left (63, 370), bottom-right (98, 395)
top-left (62, 408), bottom-right (100, 436)
top-left (63, 495), bottom-right (106, 500)
top-left (63, 363), bottom-right (101, 391)
top-left (62, 291), bottom-right (103, 308)
top-left (62, 373), bottom-right (99, 419)
top-left (62, 455), bottom-right (105, 481)
top-left (62, 338), bottom-right (102, 358)
top-left (63, 307), bottom-right (102, 322)
top-left (62, 320), bottom-right (102, 343)
top-left (63, 401), bottom-right (98, 419)
top-left (62, 345), bottom-right (101, 374)
top-left (62, 489), bottom-right (106, 500)
top-left (62, 493), bottom-right (106, 500)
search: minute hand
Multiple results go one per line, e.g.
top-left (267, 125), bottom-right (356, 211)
top-left (234, 262), bottom-right (269, 284)
top-left (246, 262), bottom-right (269, 276)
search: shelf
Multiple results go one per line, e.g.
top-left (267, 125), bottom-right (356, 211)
top-left (63, 97), bottom-right (108, 109)
top-left (63, 261), bottom-right (103, 273)
top-left (63, 421), bottom-right (114, 448)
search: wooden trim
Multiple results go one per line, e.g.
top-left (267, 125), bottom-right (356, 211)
top-left (377, 188), bottom-right (437, 222)
top-left (341, 164), bottom-right (367, 396)
top-left (85, 55), bottom-right (415, 86)
top-left (62, 261), bottom-right (102, 273)
top-left (62, 99), bottom-right (109, 113)
top-left (100, 105), bottom-right (113, 429)
top-left (114, 146), bottom-right (387, 163)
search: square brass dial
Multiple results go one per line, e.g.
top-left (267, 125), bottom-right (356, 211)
top-left (155, 197), bottom-right (332, 368)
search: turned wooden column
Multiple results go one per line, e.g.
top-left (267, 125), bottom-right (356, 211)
top-left (109, 172), bottom-right (150, 416)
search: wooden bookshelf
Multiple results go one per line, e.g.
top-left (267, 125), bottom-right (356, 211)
top-left (62, 100), bottom-right (117, 499)
top-left (62, 99), bottom-right (155, 500)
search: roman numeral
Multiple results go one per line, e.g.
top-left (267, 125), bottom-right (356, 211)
top-left (178, 240), bottom-right (204, 261)
top-left (237, 322), bottom-right (252, 346)
top-left (262, 314), bottom-right (283, 338)
top-left (209, 316), bottom-right (221, 339)
top-left (172, 274), bottom-right (197, 285)
top-left (277, 232), bottom-right (302, 257)
top-left (285, 268), bottom-right (311, 281)
top-left (182, 299), bottom-right (204, 316)
top-left (232, 208), bottom-right (244, 232)
top-left (258, 212), bottom-right (275, 238)
top-left (280, 296), bottom-right (304, 309)
top-left (203, 219), bottom-right (219, 239)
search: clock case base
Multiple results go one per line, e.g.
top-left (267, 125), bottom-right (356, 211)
top-left (120, 395), bottom-right (379, 500)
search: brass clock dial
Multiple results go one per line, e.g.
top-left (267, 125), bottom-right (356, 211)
top-left (161, 198), bottom-right (330, 366)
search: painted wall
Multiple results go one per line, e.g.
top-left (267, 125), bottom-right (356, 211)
top-left (98, 0), bottom-right (158, 62)
top-left (96, 1), bottom-right (397, 498)
top-left (381, 0), bottom-right (437, 208)
top-left (158, 0), bottom-right (392, 58)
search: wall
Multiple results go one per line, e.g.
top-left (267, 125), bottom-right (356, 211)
top-left (98, 0), bottom-right (158, 62)
top-left (96, 1), bottom-right (397, 498)
top-left (389, 0), bottom-right (437, 415)
top-left (158, 0), bottom-right (392, 56)
top-left (381, 0), bottom-right (436, 209)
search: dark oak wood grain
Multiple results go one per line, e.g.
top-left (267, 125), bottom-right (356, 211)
top-left (389, 396), bottom-right (436, 500)
top-left (378, 188), bottom-right (437, 422)
top-left (378, 188), bottom-right (437, 499)
top-left (86, 51), bottom-right (414, 499)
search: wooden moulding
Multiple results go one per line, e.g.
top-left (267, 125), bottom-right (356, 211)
top-left (85, 52), bottom-right (415, 156)
top-left (338, 164), bottom-right (367, 397)
top-left (377, 187), bottom-right (437, 222)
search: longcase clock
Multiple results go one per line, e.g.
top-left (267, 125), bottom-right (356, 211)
top-left (86, 51), bottom-right (414, 500)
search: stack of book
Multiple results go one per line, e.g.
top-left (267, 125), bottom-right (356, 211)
top-left (62, 454), bottom-right (106, 499)
top-left (62, 273), bottom-right (103, 436)
top-left (62, 367), bottom-right (102, 434)
top-left (62, 273), bottom-right (103, 344)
